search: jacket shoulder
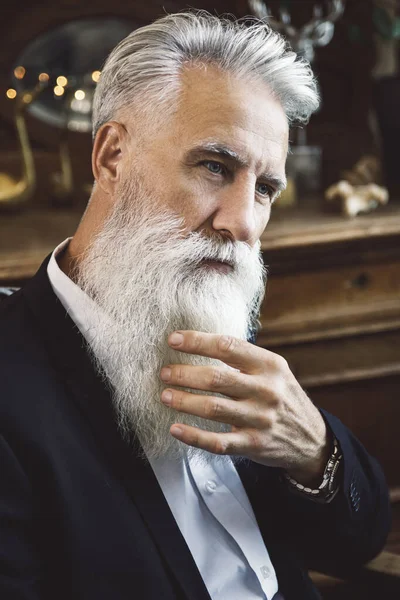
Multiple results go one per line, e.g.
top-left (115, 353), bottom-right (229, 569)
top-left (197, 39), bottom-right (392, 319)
top-left (0, 288), bottom-right (38, 347)
top-left (0, 288), bottom-right (58, 419)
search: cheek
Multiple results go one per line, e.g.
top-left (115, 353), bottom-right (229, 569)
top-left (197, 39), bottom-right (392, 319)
top-left (166, 181), bottom-right (214, 226)
top-left (256, 204), bottom-right (271, 238)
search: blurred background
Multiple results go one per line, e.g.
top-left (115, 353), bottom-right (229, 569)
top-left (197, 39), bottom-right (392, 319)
top-left (1, 1), bottom-right (400, 596)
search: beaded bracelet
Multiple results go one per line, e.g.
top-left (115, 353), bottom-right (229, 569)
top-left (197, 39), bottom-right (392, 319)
top-left (283, 437), bottom-right (343, 501)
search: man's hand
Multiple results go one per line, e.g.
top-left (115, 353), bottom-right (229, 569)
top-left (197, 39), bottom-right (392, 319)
top-left (160, 330), bottom-right (331, 486)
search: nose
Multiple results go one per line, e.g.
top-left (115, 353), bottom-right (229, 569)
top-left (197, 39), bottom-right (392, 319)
top-left (210, 177), bottom-right (265, 244)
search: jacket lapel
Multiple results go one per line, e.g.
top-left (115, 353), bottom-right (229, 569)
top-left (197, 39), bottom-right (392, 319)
top-left (23, 256), bottom-right (211, 600)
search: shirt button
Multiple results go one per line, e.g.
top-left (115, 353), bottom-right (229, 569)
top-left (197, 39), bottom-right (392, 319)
top-left (260, 565), bottom-right (271, 579)
top-left (205, 480), bottom-right (217, 492)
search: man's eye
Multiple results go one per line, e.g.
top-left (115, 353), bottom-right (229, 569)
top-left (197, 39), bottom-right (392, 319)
top-left (256, 182), bottom-right (273, 198)
top-left (203, 161), bottom-right (225, 175)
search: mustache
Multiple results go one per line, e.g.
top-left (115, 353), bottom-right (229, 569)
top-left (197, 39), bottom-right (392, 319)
top-left (186, 231), bottom-right (251, 269)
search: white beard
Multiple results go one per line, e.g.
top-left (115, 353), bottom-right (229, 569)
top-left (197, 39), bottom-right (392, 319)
top-left (73, 179), bottom-right (267, 463)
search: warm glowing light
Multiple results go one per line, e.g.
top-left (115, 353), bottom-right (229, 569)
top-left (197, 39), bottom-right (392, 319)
top-left (23, 93), bottom-right (32, 104)
top-left (14, 66), bottom-right (26, 79)
top-left (91, 70), bottom-right (101, 82)
top-left (54, 86), bottom-right (65, 97)
top-left (74, 89), bottom-right (85, 100)
top-left (56, 75), bottom-right (68, 87)
top-left (6, 88), bottom-right (17, 99)
top-left (38, 72), bottom-right (49, 82)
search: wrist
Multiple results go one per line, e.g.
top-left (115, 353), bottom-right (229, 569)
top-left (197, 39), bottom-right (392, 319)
top-left (287, 438), bottom-right (332, 487)
top-left (283, 437), bottom-right (343, 502)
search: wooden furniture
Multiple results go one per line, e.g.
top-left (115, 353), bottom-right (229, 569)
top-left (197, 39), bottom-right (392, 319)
top-left (0, 206), bottom-right (81, 285)
top-left (260, 197), bottom-right (400, 493)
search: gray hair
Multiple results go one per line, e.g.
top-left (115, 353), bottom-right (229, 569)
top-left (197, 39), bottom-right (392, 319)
top-left (92, 11), bottom-right (319, 139)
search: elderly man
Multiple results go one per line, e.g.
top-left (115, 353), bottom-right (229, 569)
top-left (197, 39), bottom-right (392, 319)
top-left (0, 11), bottom-right (390, 600)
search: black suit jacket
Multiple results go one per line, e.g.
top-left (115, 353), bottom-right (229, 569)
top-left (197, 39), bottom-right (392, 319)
top-left (0, 257), bottom-right (391, 600)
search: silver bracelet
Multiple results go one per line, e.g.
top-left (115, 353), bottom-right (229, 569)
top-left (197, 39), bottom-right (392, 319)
top-left (283, 437), bottom-right (343, 500)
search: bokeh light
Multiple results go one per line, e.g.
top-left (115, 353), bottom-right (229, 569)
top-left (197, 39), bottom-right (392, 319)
top-left (56, 76), bottom-right (68, 87)
top-left (14, 66), bottom-right (26, 80)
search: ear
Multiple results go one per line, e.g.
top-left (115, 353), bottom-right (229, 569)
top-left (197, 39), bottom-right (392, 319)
top-left (92, 121), bottom-right (128, 194)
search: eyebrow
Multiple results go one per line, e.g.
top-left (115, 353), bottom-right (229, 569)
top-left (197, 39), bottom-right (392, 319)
top-left (186, 142), bottom-right (287, 192)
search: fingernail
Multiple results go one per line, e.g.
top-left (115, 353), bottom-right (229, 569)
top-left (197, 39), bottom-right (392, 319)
top-left (171, 425), bottom-right (183, 438)
top-left (169, 332), bottom-right (184, 346)
top-left (161, 390), bottom-right (173, 405)
top-left (160, 367), bottom-right (171, 382)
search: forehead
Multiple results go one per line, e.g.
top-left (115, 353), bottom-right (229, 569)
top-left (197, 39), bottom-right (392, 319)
top-left (170, 66), bottom-right (289, 166)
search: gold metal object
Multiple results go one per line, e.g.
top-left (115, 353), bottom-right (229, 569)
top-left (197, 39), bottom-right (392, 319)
top-left (51, 136), bottom-right (74, 201)
top-left (0, 81), bottom-right (47, 209)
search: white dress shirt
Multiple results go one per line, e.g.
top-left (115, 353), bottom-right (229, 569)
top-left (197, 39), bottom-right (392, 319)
top-left (47, 238), bottom-right (283, 600)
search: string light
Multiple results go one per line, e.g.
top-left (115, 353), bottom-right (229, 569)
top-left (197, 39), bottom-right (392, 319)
top-left (56, 75), bottom-right (68, 87)
top-left (74, 89), bottom-right (85, 100)
top-left (91, 70), bottom-right (101, 83)
top-left (38, 72), bottom-right (50, 82)
top-left (6, 88), bottom-right (17, 99)
top-left (14, 66), bottom-right (26, 79)
top-left (23, 93), bottom-right (32, 104)
top-left (54, 86), bottom-right (65, 97)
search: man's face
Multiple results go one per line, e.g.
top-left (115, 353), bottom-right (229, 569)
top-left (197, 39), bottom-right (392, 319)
top-left (120, 66), bottom-right (289, 247)
top-left (77, 67), bottom-right (288, 459)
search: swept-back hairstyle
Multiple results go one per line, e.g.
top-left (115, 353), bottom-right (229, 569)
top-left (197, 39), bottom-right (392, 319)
top-left (92, 11), bottom-right (319, 138)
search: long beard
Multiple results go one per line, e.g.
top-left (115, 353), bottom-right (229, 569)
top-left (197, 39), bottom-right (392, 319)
top-left (73, 180), bottom-right (266, 462)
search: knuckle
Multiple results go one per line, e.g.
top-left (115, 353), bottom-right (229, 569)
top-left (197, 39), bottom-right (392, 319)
top-left (250, 402), bottom-right (265, 423)
top-left (210, 367), bottom-right (224, 389)
top-left (268, 397), bottom-right (280, 413)
top-left (223, 366), bottom-right (240, 390)
top-left (253, 377), bottom-right (280, 408)
top-left (191, 430), bottom-right (201, 448)
top-left (253, 377), bottom-right (268, 397)
top-left (204, 398), bottom-right (222, 420)
top-left (258, 412), bottom-right (274, 429)
top-left (175, 366), bottom-right (186, 383)
top-left (218, 335), bottom-right (237, 353)
top-left (270, 378), bottom-right (285, 405)
top-left (213, 437), bottom-right (229, 455)
top-left (246, 429), bottom-right (262, 449)
top-left (272, 353), bottom-right (288, 372)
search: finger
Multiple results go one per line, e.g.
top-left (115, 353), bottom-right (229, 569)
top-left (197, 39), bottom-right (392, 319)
top-left (160, 363), bottom-right (252, 399)
top-left (161, 388), bottom-right (258, 427)
top-left (170, 424), bottom-right (253, 456)
top-left (167, 330), bottom-right (284, 374)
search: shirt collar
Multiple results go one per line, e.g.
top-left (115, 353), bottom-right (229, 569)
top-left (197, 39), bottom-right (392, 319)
top-left (47, 237), bottom-right (106, 347)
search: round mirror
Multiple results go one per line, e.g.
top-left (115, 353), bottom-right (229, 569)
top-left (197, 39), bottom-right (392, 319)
top-left (11, 17), bottom-right (135, 132)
